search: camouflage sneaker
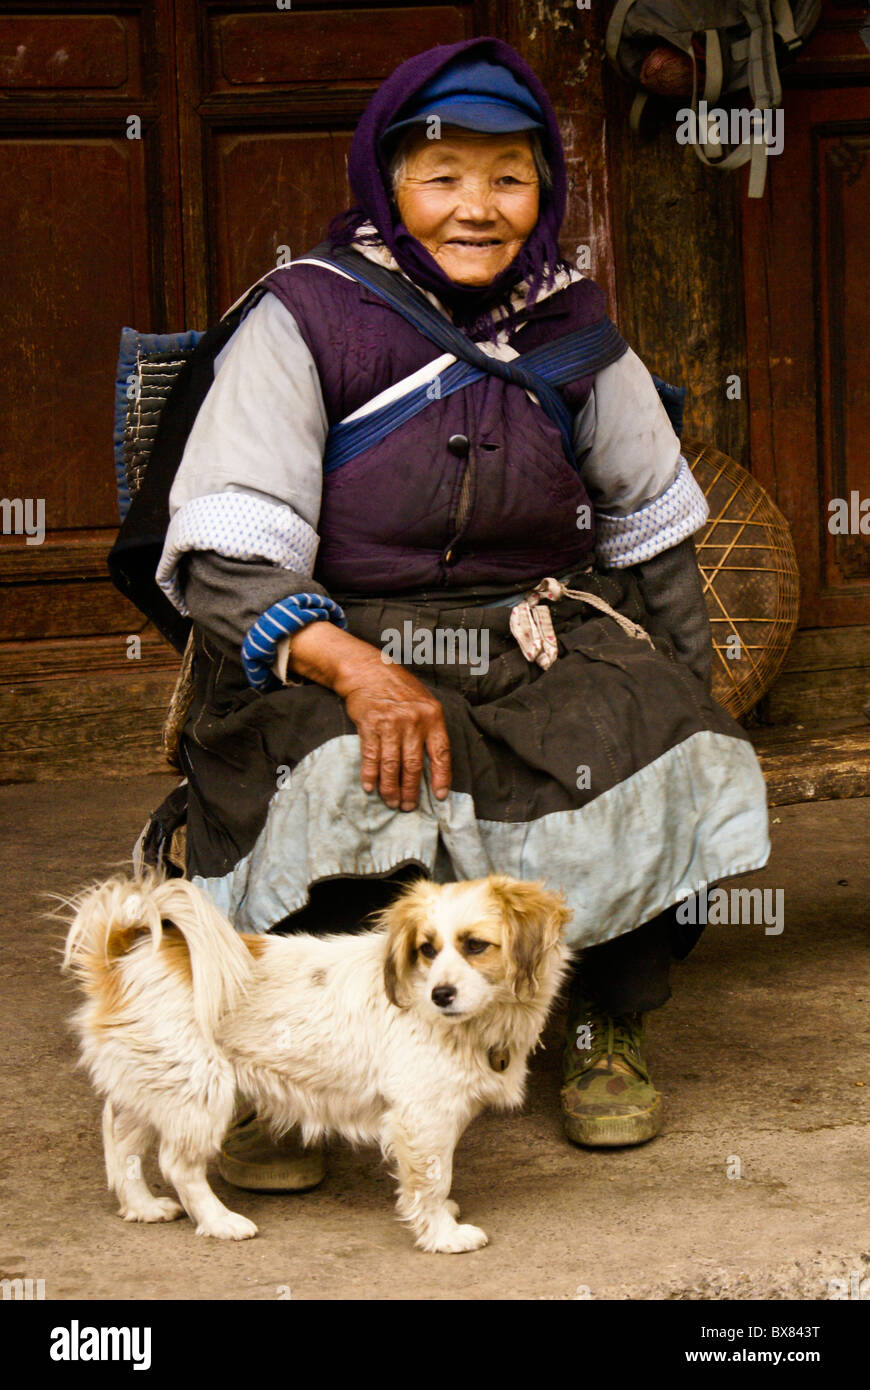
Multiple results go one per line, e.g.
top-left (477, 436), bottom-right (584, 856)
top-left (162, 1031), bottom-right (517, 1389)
top-left (217, 1108), bottom-right (325, 1192)
top-left (561, 992), bottom-right (662, 1147)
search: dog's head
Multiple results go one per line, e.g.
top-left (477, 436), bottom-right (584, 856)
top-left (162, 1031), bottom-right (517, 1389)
top-left (381, 875), bottom-right (571, 1017)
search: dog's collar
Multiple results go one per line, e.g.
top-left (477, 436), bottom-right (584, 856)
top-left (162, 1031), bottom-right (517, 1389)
top-left (488, 1045), bottom-right (511, 1072)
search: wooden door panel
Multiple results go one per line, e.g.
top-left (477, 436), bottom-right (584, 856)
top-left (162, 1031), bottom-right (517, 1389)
top-left (2, 135), bottom-right (151, 527)
top-left (0, 530), bottom-right (147, 640)
top-left (209, 6), bottom-right (471, 90)
top-left (212, 128), bottom-right (353, 310)
top-left (742, 85), bottom-right (870, 628)
top-left (818, 129), bottom-right (870, 590)
top-left (0, 11), bottom-right (142, 92)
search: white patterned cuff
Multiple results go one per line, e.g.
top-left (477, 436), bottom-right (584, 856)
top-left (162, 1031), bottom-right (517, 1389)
top-left (156, 492), bottom-right (319, 614)
top-left (594, 457), bottom-right (709, 569)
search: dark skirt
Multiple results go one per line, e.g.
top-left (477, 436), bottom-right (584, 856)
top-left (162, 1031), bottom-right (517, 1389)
top-left (174, 566), bottom-right (769, 949)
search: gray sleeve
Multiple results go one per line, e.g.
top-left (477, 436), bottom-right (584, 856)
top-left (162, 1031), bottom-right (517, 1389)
top-left (156, 293), bottom-right (329, 616)
top-left (631, 536), bottom-right (713, 690)
top-left (573, 349), bottom-right (710, 569)
top-left (574, 347), bottom-right (681, 515)
top-left (168, 292), bottom-right (327, 527)
top-left (183, 552), bottom-right (332, 655)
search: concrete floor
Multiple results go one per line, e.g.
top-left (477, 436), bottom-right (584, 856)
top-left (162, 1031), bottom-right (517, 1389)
top-left (1, 775), bottom-right (868, 1301)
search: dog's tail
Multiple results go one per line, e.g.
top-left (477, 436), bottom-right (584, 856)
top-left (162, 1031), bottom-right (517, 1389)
top-left (62, 870), bottom-right (254, 1041)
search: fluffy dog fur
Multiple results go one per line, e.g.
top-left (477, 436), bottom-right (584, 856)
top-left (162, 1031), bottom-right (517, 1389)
top-left (63, 872), bottom-right (571, 1253)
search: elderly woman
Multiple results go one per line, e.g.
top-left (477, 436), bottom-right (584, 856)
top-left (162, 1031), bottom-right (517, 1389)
top-left (153, 38), bottom-right (769, 1189)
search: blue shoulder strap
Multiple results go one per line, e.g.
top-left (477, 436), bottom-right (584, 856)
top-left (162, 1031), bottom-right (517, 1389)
top-left (311, 245), bottom-right (630, 474)
top-left (323, 318), bottom-right (630, 474)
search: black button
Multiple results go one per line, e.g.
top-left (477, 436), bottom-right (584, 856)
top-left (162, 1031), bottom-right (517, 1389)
top-left (447, 433), bottom-right (469, 458)
top-left (444, 548), bottom-right (457, 566)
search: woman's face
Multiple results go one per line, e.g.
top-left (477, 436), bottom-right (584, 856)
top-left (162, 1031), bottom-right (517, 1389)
top-left (394, 128), bottom-right (541, 285)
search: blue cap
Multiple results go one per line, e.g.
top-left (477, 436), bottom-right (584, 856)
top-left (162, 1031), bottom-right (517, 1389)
top-left (383, 57), bottom-right (545, 140)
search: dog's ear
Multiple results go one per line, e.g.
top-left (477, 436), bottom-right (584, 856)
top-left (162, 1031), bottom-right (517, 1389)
top-left (381, 889), bottom-right (426, 1009)
top-left (488, 877), bottom-right (571, 1002)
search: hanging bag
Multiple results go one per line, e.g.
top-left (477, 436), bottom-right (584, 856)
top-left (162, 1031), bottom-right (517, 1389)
top-left (605, 0), bottom-right (822, 196)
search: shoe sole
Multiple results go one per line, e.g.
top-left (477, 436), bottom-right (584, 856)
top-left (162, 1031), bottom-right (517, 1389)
top-left (562, 1096), bottom-right (663, 1148)
top-left (216, 1152), bottom-right (326, 1192)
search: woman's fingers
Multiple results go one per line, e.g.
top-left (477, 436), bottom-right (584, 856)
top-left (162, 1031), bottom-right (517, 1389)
top-left (359, 729), bottom-right (381, 795)
top-left (399, 729), bottom-right (425, 812)
top-left (377, 728), bottom-right (403, 809)
top-left (358, 707), bottom-right (450, 810)
top-left (425, 723), bottom-right (452, 801)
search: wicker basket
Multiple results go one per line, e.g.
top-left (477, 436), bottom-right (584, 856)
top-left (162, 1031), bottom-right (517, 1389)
top-left (683, 438), bottom-right (800, 719)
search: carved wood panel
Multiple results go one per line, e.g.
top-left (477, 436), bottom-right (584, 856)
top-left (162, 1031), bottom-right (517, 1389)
top-left (742, 84), bottom-right (870, 628)
top-left (208, 5), bottom-right (473, 91)
top-left (211, 128), bottom-right (354, 309)
top-left (819, 130), bottom-right (870, 584)
top-left (0, 11), bottom-right (141, 92)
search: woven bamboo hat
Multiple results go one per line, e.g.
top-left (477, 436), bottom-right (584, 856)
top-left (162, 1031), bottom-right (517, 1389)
top-left (683, 438), bottom-right (800, 718)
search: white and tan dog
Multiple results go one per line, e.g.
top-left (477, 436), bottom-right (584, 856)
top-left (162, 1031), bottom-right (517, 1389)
top-left (63, 871), bottom-right (571, 1253)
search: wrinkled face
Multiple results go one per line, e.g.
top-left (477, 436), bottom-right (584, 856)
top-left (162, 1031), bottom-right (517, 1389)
top-left (394, 127), bottom-right (540, 286)
top-left (382, 875), bottom-right (571, 1018)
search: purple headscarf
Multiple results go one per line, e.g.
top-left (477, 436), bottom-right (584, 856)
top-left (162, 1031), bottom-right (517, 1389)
top-left (329, 37), bottom-right (568, 327)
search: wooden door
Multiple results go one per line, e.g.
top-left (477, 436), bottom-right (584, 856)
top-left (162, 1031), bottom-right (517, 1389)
top-left (742, 2), bottom-right (870, 632)
top-left (0, 0), bottom-right (182, 684)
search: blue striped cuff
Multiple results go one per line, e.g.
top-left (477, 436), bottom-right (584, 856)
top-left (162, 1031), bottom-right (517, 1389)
top-left (241, 593), bottom-right (348, 692)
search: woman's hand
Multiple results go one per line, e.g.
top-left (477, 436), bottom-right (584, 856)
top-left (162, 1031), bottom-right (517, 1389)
top-left (286, 623), bottom-right (451, 811)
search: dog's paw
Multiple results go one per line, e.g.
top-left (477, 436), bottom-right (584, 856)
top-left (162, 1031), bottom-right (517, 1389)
top-left (120, 1197), bottom-right (184, 1224)
top-left (429, 1223), bottom-right (489, 1255)
top-left (195, 1211), bottom-right (258, 1241)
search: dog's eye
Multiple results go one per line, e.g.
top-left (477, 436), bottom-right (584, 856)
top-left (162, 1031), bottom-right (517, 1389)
top-left (464, 939), bottom-right (491, 955)
top-left (418, 942), bottom-right (437, 959)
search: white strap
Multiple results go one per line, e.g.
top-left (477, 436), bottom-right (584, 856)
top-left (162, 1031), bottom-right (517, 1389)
top-left (554, 582), bottom-right (655, 646)
top-left (703, 29), bottom-right (724, 105)
top-left (746, 132), bottom-right (770, 198)
top-left (336, 323), bottom-right (536, 427)
top-left (220, 255), bottom-right (354, 320)
top-left (771, 0), bottom-right (801, 49)
top-left (288, 255), bottom-right (357, 280)
top-left (605, 0), bottom-right (639, 64)
top-left (340, 353), bottom-right (457, 424)
top-left (629, 90), bottom-right (648, 132)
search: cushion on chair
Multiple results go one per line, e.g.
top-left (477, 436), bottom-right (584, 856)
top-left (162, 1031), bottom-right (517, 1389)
top-left (113, 327), bottom-right (204, 521)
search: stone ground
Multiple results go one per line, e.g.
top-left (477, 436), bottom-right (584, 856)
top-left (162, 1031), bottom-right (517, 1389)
top-left (1, 775), bottom-right (868, 1302)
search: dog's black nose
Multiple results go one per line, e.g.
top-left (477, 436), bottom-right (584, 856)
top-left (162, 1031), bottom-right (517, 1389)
top-left (431, 985), bottom-right (457, 1008)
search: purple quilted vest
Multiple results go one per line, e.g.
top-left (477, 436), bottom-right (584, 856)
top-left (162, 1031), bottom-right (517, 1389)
top-left (266, 262), bottom-right (605, 595)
